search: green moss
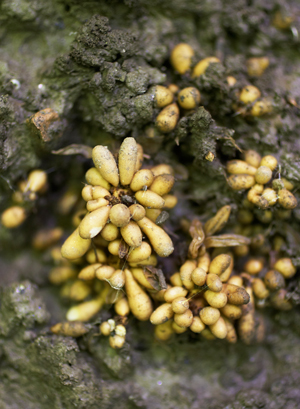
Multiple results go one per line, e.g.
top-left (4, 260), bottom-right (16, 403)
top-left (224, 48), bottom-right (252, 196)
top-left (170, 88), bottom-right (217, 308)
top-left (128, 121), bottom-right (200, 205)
top-left (0, 281), bottom-right (49, 336)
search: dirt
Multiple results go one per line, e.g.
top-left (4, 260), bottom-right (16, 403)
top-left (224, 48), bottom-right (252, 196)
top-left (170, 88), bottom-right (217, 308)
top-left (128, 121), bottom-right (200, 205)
top-left (1, 0), bottom-right (300, 408)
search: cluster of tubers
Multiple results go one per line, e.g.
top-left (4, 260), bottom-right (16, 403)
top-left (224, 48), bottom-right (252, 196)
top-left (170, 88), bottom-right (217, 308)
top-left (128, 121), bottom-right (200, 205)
top-left (152, 43), bottom-right (225, 135)
top-left (242, 257), bottom-right (296, 313)
top-left (227, 150), bottom-right (297, 211)
top-left (169, 43), bottom-right (272, 121)
top-left (152, 250), bottom-right (252, 343)
top-left (48, 191), bottom-right (298, 348)
top-left (1, 42), bottom-right (299, 351)
top-left (1, 137), bottom-right (296, 349)
top-left (1, 169), bottom-right (48, 229)
top-left (99, 319), bottom-right (127, 349)
top-left (150, 205), bottom-right (259, 344)
top-left (237, 85), bottom-right (273, 117)
top-left (47, 137), bottom-right (178, 347)
top-left (153, 84), bottom-right (201, 134)
top-left (61, 137), bottom-right (176, 263)
top-left (1, 135), bottom-right (297, 349)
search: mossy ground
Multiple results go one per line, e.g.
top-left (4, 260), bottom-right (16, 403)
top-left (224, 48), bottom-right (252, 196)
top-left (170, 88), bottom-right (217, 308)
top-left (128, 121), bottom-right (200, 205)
top-left (1, 1), bottom-right (300, 408)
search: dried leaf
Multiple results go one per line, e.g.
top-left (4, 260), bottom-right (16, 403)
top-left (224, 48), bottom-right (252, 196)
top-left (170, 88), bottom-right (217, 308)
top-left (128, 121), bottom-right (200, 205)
top-left (189, 219), bottom-right (204, 240)
top-left (115, 316), bottom-right (129, 326)
top-left (188, 238), bottom-right (202, 259)
top-left (204, 234), bottom-right (251, 248)
top-left (156, 269), bottom-right (167, 289)
top-left (52, 144), bottom-right (93, 158)
top-left (198, 245), bottom-right (207, 257)
top-left (204, 205), bottom-right (231, 236)
top-left (156, 211), bottom-right (169, 225)
top-left (188, 219), bottom-right (205, 258)
top-left (218, 128), bottom-right (242, 152)
top-left (143, 266), bottom-right (167, 291)
top-left (121, 194), bottom-right (135, 206)
top-left (119, 239), bottom-right (129, 259)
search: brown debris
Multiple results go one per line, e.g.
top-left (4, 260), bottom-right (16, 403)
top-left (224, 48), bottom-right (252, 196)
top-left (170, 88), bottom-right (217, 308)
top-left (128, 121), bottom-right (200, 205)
top-left (27, 108), bottom-right (64, 143)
